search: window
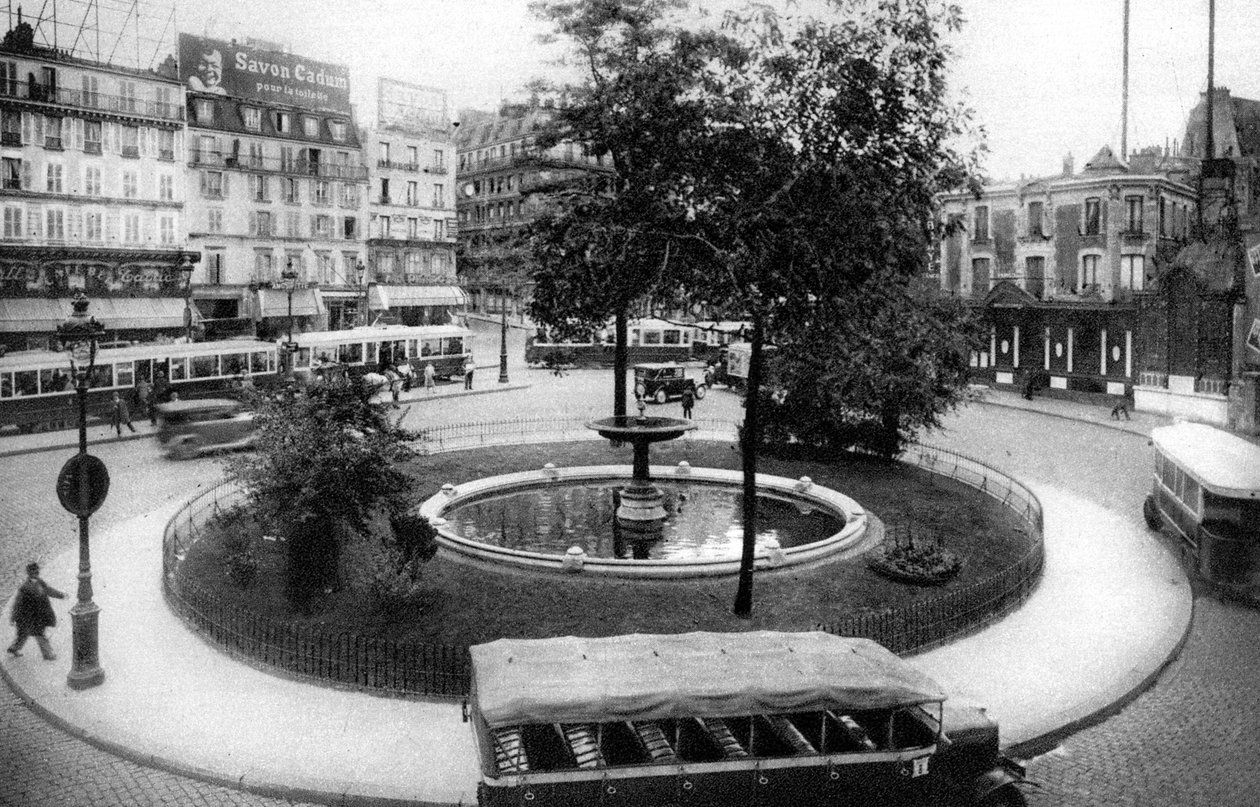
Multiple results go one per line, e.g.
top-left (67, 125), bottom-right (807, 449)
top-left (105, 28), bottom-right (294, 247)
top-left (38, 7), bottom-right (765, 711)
top-left (84, 166), bottom-right (101, 196)
top-left (123, 213), bottom-right (140, 243)
top-left (196, 99), bottom-right (214, 123)
top-left (249, 174), bottom-right (269, 202)
top-left (157, 128), bottom-right (174, 160)
top-left (3, 205), bottom-right (21, 238)
top-left (1120, 254), bottom-right (1145, 290)
top-left (242, 107), bottom-right (261, 131)
top-left (303, 116), bottom-right (319, 137)
top-left (343, 217), bottom-right (357, 239)
top-left (122, 171), bottom-right (138, 199)
top-left (380, 178), bottom-right (390, 203)
top-left (255, 251), bottom-right (273, 277)
top-left (1125, 195), bottom-right (1143, 233)
top-left (206, 252), bottom-right (225, 284)
top-left (1084, 198), bottom-right (1101, 236)
top-left (1024, 255), bottom-right (1045, 297)
top-left (379, 142), bottom-right (390, 163)
top-left (329, 121), bottom-right (346, 141)
top-left (45, 116), bottom-right (63, 149)
top-left (971, 258), bottom-right (990, 293)
top-left (378, 216), bottom-right (391, 238)
top-left (286, 211), bottom-right (302, 237)
top-left (1027, 201), bottom-right (1044, 237)
top-left (159, 215), bottom-right (175, 245)
top-left (119, 80), bottom-right (137, 112)
top-left (207, 208), bottom-right (223, 234)
top-left (434, 219), bottom-right (445, 240)
top-left (283, 177), bottom-right (300, 203)
top-left (279, 146), bottom-right (296, 172)
top-left (159, 174), bottom-right (174, 202)
top-left (433, 184), bottom-right (444, 208)
top-left (314, 180), bottom-right (330, 205)
top-left (45, 163), bottom-right (63, 193)
top-left (1080, 254), bottom-right (1100, 289)
top-left (85, 210), bottom-right (101, 241)
top-left (406, 145), bottom-right (417, 166)
top-left (1158, 196), bottom-right (1167, 237)
top-left (1, 109), bottom-right (19, 146)
top-left (252, 210), bottom-right (273, 237)
top-left (407, 217), bottom-right (418, 238)
top-left (2, 157), bottom-right (21, 190)
top-left (406, 181), bottom-right (418, 206)
top-left (314, 215), bottom-right (331, 238)
top-left (121, 125), bottom-right (139, 157)
top-left (79, 74), bottom-right (99, 105)
top-left (273, 111), bottom-right (290, 133)
top-left (79, 120), bottom-right (101, 154)
top-left (45, 208), bottom-right (65, 240)
top-left (155, 86), bottom-right (174, 118)
top-left (316, 252), bottom-right (332, 283)
top-left (247, 141), bottom-right (265, 168)
top-left (340, 183), bottom-right (357, 207)
top-left (433, 148), bottom-right (444, 170)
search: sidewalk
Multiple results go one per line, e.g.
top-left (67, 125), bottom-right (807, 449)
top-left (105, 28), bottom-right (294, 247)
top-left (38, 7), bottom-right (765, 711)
top-left (0, 373), bottom-right (530, 459)
top-left (0, 393), bottom-right (1194, 805)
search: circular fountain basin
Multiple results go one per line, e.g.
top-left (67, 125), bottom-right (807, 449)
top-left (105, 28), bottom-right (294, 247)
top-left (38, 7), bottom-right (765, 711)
top-left (586, 415), bottom-right (697, 443)
top-left (419, 465), bottom-right (871, 578)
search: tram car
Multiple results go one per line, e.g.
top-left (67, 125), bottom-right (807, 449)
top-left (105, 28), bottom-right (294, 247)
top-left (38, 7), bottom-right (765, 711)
top-left (467, 631), bottom-right (1027, 807)
top-left (1144, 422), bottom-right (1260, 600)
top-left (526, 318), bottom-right (697, 367)
top-left (0, 339), bottom-right (278, 433)
top-left (292, 324), bottom-right (474, 381)
top-left (690, 320), bottom-right (749, 361)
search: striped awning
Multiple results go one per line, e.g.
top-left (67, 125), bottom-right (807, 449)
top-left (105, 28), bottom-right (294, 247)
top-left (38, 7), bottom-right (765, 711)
top-left (368, 285), bottom-right (466, 310)
top-left (0, 297), bottom-right (191, 332)
top-left (255, 288), bottom-right (323, 319)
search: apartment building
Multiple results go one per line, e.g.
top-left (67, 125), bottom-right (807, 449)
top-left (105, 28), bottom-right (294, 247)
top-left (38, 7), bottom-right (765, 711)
top-left (359, 79), bottom-right (461, 328)
top-left (0, 20), bottom-right (190, 352)
top-left (179, 34), bottom-right (366, 340)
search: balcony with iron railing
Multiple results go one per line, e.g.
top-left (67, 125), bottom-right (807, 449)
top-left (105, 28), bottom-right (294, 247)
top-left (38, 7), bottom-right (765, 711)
top-left (188, 149), bottom-right (369, 180)
top-left (0, 83), bottom-right (183, 122)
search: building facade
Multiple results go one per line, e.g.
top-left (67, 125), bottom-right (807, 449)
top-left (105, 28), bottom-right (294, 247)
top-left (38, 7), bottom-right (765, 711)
top-left (0, 21), bottom-right (192, 353)
top-left (360, 79), bottom-right (461, 328)
top-left (455, 101), bottom-right (613, 317)
top-left (179, 34), bottom-right (367, 342)
top-left (939, 146), bottom-right (1199, 403)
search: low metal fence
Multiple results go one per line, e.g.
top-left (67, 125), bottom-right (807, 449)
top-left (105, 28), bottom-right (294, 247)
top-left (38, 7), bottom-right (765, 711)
top-left (162, 419), bottom-right (1042, 696)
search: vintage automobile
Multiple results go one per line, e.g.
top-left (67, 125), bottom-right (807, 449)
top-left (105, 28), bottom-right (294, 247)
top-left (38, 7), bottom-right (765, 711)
top-left (466, 631), bottom-right (1027, 807)
top-left (1144, 422), bottom-right (1260, 599)
top-left (155, 398), bottom-right (257, 460)
top-left (635, 362), bottom-right (707, 404)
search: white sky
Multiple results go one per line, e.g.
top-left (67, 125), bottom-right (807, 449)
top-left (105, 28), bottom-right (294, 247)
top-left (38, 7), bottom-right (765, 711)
top-left (166, 0), bottom-right (1258, 181)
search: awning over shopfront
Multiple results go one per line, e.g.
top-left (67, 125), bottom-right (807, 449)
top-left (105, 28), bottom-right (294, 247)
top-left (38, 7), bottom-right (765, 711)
top-left (368, 285), bottom-right (467, 310)
top-left (0, 297), bottom-right (192, 332)
top-left (255, 288), bottom-right (323, 319)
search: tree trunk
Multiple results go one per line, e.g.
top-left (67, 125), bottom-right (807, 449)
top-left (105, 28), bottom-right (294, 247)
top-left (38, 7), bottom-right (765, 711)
top-left (614, 309), bottom-right (628, 419)
top-left (733, 314), bottom-right (762, 618)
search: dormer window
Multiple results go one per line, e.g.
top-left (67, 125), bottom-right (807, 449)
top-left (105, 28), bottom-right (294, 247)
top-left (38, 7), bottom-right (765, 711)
top-left (195, 99), bottom-right (215, 123)
top-left (273, 111), bottom-right (290, 134)
top-left (303, 116), bottom-right (319, 138)
top-left (329, 120), bottom-right (346, 142)
top-left (242, 107), bottom-right (261, 131)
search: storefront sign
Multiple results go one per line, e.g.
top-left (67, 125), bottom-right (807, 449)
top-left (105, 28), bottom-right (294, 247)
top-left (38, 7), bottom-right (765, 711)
top-left (378, 78), bottom-right (447, 133)
top-left (179, 33), bottom-right (351, 114)
top-left (0, 262), bottom-right (180, 293)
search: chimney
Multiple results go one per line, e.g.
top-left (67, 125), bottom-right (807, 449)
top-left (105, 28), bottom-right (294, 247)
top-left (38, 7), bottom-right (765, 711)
top-left (1062, 153), bottom-right (1074, 177)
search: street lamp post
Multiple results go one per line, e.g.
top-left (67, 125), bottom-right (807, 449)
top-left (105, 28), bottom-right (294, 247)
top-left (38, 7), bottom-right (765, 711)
top-left (178, 253), bottom-right (194, 343)
top-left (356, 261), bottom-right (368, 328)
top-left (55, 293), bottom-right (108, 690)
top-left (281, 260), bottom-right (299, 374)
top-left (498, 285), bottom-right (510, 384)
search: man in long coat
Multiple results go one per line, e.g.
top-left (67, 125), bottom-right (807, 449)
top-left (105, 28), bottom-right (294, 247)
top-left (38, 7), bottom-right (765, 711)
top-left (7, 562), bottom-right (66, 660)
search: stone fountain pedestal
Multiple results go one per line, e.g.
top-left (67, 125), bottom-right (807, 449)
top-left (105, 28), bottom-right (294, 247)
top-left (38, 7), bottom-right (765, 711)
top-left (586, 404), bottom-right (696, 535)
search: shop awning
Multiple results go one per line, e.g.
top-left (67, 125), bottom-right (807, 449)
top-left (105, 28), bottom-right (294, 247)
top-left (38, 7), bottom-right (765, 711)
top-left (256, 288), bottom-right (323, 319)
top-left (368, 284), bottom-right (466, 310)
top-left (0, 297), bottom-right (192, 332)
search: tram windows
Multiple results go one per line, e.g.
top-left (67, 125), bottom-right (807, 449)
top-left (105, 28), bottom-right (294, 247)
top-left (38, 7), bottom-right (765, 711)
top-left (134, 359), bottom-right (154, 384)
top-left (407, 339), bottom-right (418, 357)
top-left (191, 355), bottom-right (219, 379)
top-left (295, 348), bottom-right (311, 369)
top-left (0, 373), bottom-right (12, 398)
top-left (337, 343), bottom-right (363, 365)
top-left (419, 340), bottom-right (436, 357)
top-left (169, 358), bottom-right (188, 382)
top-left (250, 351), bottom-right (271, 374)
top-left (39, 368), bottom-right (71, 393)
top-left (14, 370), bottom-right (37, 395)
top-left (662, 329), bottom-right (681, 345)
top-left (115, 362), bottom-right (135, 388)
top-left (222, 353), bottom-right (248, 377)
top-left (88, 364), bottom-right (113, 388)
top-left (643, 330), bottom-right (662, 345)
top-left (366, 342), bottom-right (378, 365)
top-left (445, 337), bottom-right (463, 355)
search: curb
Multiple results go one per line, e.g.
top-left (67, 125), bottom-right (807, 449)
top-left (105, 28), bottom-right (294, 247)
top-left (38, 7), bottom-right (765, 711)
top-left (974, 396), bottom-right (1158, 438)
top-left (0, 427), bottom-right (155, 460)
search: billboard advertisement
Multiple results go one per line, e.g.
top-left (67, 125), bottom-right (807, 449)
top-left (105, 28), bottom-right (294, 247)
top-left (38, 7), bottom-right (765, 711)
top-left (179, 33), bottom-right (351, 114)
top-left (378, 78), bottom-right (448, 133)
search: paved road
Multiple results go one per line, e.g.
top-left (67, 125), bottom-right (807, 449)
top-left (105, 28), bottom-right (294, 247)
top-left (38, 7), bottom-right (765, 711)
top-left (1, 373), bottom-right (1257, 806)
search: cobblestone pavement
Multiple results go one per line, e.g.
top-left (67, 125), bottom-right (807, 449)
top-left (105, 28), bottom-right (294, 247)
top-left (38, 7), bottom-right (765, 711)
top-left (1, 376), bottom-right (1257, 806)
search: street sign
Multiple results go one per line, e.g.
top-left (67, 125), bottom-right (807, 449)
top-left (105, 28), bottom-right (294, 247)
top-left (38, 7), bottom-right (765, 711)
top-left (56, 454), bottom-right (110, 517)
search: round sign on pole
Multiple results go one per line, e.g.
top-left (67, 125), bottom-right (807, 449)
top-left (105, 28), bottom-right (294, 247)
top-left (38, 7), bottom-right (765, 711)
top-left (56, 454), bottom-right (110, 517)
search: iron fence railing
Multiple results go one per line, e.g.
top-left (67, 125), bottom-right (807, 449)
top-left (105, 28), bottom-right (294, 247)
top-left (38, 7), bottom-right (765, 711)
top-left (163, 420), bottom-right (1042, 697)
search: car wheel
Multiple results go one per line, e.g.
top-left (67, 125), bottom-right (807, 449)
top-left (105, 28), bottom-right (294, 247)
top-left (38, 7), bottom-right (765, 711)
top-left (694, 384), bottom-right (707, 400)
top-left (1142, 495), bottom-right (1162, 531)
top-left (654, 389), bottom-right (668, 405)
top-left (173, 436), bottom-right (203, 461)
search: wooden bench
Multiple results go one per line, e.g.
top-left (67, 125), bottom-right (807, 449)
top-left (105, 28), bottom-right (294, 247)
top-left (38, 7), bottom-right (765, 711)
top-left (629, 721), bottom-right (678, 763)
top-left (492, 727), bottom-right (530, 773)
top-left (696, 717), bottom-right (749, 759)
top-left (558, 723), bottom-right (605, 769)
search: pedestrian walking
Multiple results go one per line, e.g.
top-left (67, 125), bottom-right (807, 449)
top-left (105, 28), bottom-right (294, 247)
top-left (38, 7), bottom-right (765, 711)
top-left (681, 385), bottom-right (695, 419)
top-left (7, 562), bottom-right (65, 660)
top-left (396, 362), bottom-right (413, 392)
top-left (423, 362), bottom-right (436, 394)
top-left (134, 377), bottom-right (153, 425)
top-left (1110, 400), bottom-right (1131, 421)
top-left (110, 392), bottom-right (135, 436)
top-left (385, 368), bottom-right (402, 408)
top-left (463, 358), bottom-right (475, 390)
